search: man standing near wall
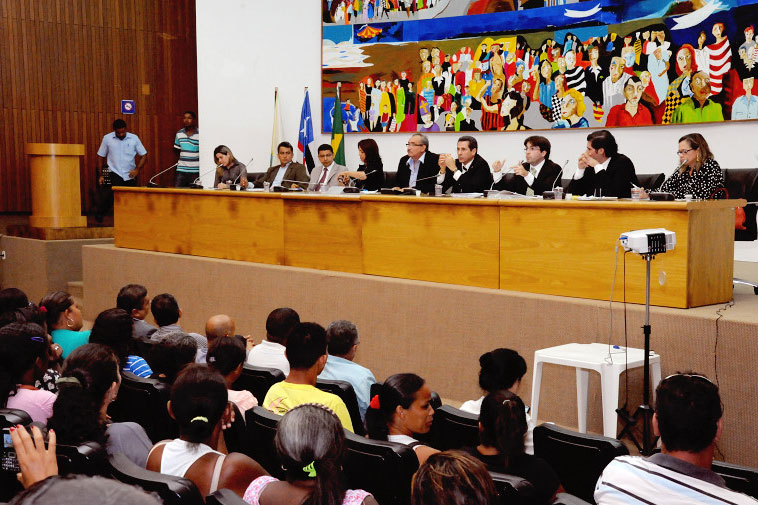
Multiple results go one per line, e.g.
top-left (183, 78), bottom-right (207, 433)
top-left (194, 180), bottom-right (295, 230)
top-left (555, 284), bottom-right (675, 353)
top-left (173, 111), bottom-right (199, 188)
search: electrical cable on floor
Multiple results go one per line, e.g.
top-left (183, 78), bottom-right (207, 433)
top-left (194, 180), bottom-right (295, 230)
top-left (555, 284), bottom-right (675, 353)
top-left (713, 300), bottom-right (734, 388)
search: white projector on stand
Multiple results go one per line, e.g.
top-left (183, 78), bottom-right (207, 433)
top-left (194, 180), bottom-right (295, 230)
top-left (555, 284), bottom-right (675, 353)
top-left (619, 228), bottom-right (676, 255)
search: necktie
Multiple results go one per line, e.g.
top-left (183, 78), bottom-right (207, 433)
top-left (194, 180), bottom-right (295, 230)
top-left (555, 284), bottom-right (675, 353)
top-left (316, 167), bottom-right (329, 192)
top-left (526, 166), bottom-right (537, 196)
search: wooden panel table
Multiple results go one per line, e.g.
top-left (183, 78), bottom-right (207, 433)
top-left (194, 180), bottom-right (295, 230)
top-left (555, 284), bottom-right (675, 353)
top-left (361, 195), bottom-right (501, 288)
top-left (498, 199), bottom-right (738, 308)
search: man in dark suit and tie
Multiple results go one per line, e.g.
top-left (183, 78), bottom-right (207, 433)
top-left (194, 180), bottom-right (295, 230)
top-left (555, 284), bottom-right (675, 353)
top-left (395, 133), bottom-right (440, 194)
top-left (436, 135), bottom-right (493, 193)
top-left (491, 136), bottom-right (563, 195)
top-left (256, 141), bottom-right (309, 189)
top-left (568, 130), bottom-right (638, 198)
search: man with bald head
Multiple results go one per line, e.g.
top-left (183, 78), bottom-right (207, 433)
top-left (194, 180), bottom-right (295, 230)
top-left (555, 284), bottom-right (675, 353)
top-left (205, 314), bottom-right (253, 352)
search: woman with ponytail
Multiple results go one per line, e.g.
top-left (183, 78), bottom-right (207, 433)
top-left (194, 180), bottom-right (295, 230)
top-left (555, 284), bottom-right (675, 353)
top-left (47, 343), bottom-right (153, 467)
top-left (40, 291), bottom-right (89, 359)
top-left (364, 373), bottom-right (438, 465)
top-left (461, 390), bottom-right (562, 504)
top-left (0, 322), bottom-right (55, 423)
top-left (146, 364), bottom-right (267, 497)
top-left (243, 404), bottom-right (377, 505)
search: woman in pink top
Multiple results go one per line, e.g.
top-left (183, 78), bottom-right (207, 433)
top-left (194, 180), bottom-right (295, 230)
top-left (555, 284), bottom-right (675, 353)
top-left (243, 404), bottom-right (378, 505)
top-left (0, 322), bottom-right (56, 423)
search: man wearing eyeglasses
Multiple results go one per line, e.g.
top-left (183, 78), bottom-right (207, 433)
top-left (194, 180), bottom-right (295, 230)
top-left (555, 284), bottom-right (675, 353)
top-left (567, 129), bottom-right (638, 198)
top-left (395, 133), bottom-right (440, 194)
top-left (595, 374), bottom-right (757, 504)
top-left (490, 136), bottom-right (562, 195)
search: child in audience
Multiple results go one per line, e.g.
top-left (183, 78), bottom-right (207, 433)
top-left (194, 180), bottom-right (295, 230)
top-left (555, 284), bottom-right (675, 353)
top-left (89, 308), bottom-right (153, 378)
top-left (0, 322), bottom-right (56, 423)
top-left (148, 332), bottom-right (197, 383)
top-left (243, 403), bottom-right (378, 505)
top-left (462, 390), bottom-right (562, 504)
top-left (412, 450), bottom-right (499, 505)
top-left (47, 343), bottom-right (153, 467)
top-left (40, 291), bottom-right (90, 359)
top-left (460, 347), bottom-right (535, 453)
top-left (365, 373), bottom-right (438, 465)
top-left (208, 336), bottom-right (258, 413)
top-left (146, 364), bottom-right (268, 497)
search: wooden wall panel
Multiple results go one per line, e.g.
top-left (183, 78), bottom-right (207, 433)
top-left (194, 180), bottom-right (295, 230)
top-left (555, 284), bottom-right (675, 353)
top-left (0, 0), bottom-right (198, 212)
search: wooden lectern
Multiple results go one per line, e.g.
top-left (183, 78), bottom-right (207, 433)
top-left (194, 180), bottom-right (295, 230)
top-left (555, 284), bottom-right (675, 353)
top-left (25, 143), bottom-right (87, 228)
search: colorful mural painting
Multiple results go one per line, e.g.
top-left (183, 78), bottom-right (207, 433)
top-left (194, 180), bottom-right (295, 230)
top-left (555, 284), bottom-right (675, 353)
top-left (322, 0), bottom-right (758, 133)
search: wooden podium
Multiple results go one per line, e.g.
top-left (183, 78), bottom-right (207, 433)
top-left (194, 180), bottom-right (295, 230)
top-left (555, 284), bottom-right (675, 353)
top-left (26, 143), bottom-right (87, 228)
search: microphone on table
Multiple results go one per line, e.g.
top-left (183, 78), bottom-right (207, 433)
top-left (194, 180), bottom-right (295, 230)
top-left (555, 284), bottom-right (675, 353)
top-left (271, 179), bottom-right (309, 192)
top-left (147, 162), bottom-right (178, 187)
top-left (191, 164), bottom-right (223, 189)
top-left (551, 159), bottom-right (570, 190)
top-left (344, 170), bottom-right (377, 192)
top-left (489, 166), bottom-right (514, 190)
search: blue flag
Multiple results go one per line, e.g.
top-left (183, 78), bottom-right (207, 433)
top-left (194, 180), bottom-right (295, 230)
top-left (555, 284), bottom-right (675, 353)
top-left (298, 90), bottom-right (315, 172)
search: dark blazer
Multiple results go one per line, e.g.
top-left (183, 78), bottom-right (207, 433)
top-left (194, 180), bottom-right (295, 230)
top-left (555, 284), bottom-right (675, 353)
top-left (494, 158), bottom-right (562, 195)
top-left (356, 161), bottom-right (384, 191)
top-left (396, 151), bottom-right (440, 194)
top-left (256, 161), bottom-right (309, 188)
top-left (567, 153), bottom-right (638, 198)
top-left (441, 154), bottom-right (493, 193)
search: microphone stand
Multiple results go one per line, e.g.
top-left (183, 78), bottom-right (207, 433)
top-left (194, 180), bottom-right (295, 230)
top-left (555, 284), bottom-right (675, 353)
top-left (148, 163), bottom-right (178, 187)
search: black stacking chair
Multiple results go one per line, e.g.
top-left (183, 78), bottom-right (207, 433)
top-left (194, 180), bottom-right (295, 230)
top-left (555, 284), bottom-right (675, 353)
top-left (108, 371), bottom-right (176, 442)
top-left (56, 441), bottom-right (108, 477)
top-left (636, 173), bottom-right (665, 191)
top-left (207, 488), bottom-right (248, 505)
top-left (428, 405), bottom-right (479, 451)
top-left (221, 403), bottom-right (247, 454)
top-left (712, 460), bottom-right (758, 499)
top-left (533, 423), bottom-right (628, 503)
top-left (109, 452), bottom-right (204, 505)
top-left (244, 406), bottom-right (283, 478)
top-left (0, 408), bottom-right (32, 428)
top-left (489, 471), bottom-right (538, 505)
top-left (343, 430), bottom-right (419, 505)
top-left (0, 409), bottom-right (33, 501)
top-left (316, 378), bottom-right (365, 435)
top-left (232, 365), bottom-right (285, 405)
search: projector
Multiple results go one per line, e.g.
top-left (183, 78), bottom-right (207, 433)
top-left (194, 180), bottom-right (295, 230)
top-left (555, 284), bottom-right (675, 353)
top-left (619, 228), bottom-right (676, 254)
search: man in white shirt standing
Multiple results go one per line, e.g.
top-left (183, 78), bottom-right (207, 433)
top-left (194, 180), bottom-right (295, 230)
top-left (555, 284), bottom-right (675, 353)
top-left (308, 144), bottom-right (345, 192)
top-left (246, 307), bottom-right (300, 376)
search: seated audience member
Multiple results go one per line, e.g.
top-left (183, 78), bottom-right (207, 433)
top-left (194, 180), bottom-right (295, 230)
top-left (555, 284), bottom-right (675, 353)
top-left (47, 344), bottom-right (153, 467)
top-left (149, 332), bottom-right (197, 384)
top-left (491, 136), bottom-right (563, 196)
top-left (396, 133), bottom-right (440, 194)
top-left (365, 373), bottom-right (438, 465)
top-left (436, 136), bottom-right (493, 193)
top-left (263, 323), bottom-right (353, 432)
top-left (246, 307), bottom-right (300, 375)
top-left (89, 308), bottom-right (152, 378)
top-left (567, 129), bottom-right (638, 198)
top-left (460, 348), bottom-right (535, 454)
top-left (208, 336), bottom-right (258, 413)
top-left (595, 373), bottom-right (758, 504)
top-left (0, 323), bottom-right (55, 423)
top-left (40, 291), bottom-right (90, 359)
top-left (462, 391), bottom-right (562, 504)
top-left (0, 287), bottom-right (29, 319)
top-left (648, 133), bottom-right (726, 200)
top-left (318, 320), bottom-right (375, 419)
top-left (150, 293), bottom-right (208, 362)
top-left (257, 141), bottom-right (309, 189)
top-left (9, 474), bottom-right (162, 505)
top-left (412, 450), bottom-right (499, 505)
top-left (243, 404), bottom-right (378, 505)
top-left (116, 283), bottom-right (157, 339)
top-left (206, 314), bottom-right (251, 351)
top-left (146, 364), bottom-right (268, 497)
top-left (308, 144), bottom-right (345, 191)
top-left (337, 138), bottom-right (385, 191)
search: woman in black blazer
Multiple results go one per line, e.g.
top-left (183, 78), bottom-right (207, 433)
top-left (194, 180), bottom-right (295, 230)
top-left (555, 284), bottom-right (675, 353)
top-left (338, 138), bottom-right (384, 190)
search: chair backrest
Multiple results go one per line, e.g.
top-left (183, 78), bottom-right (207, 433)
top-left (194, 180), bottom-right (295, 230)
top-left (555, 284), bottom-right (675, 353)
top-left (109, 452), bottom-right (204, 505)
top-left (244, 406), bottom-right (284, 478)
top-left (221, 403), bottom-right (247, 454)
top-left (108, 371), bottom-right (176, 442)
top-left (56, 441), bottom-right (108, 478)
top-left (724, 168), bottom-right (758, 241)
top-left (0, 408), bottom-right (32, 428)
top-left (315, 378), bottom-right (365, 435)
top-left (489, 471), bottom-right (538, 505)
top-left (428, 405), bottom-right (479, 451)
top-left (206, 488), bottom-right (248, 505)
top-left (385, 171), bottom-right (398, 188)
top-left (533, 423), bottom-right (628, 503)
top-left (344, 430), bottom-right (419, 505)
top-left (636, 173), bottom-right (665, 191)
top-left (712, 460), bottom-right (758, 499)
top-left (232, 364), bottom-right (285, 406)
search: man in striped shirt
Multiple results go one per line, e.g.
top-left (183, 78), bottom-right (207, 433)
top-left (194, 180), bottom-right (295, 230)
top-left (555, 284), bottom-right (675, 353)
top-left (173, 111), bottom-right (199, 188)
top-left (595, 374), bottom-right (757, 504)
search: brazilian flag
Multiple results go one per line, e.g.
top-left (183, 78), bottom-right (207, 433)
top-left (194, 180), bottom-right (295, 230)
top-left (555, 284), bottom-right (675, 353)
top-left (331, 85), bottom-right (346, 166)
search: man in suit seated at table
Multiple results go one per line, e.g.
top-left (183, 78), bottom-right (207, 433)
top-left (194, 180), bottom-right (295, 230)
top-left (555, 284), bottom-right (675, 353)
top-left (568, 129), bottom-right (638, 198)
top-left (308, 144), bottom-right (345, 192)
top-left (491, 136), bottom-right (562, 195)
top-left (256, 141), bottom-right (309, 189)
top-left (395, 133), bottom-right (440, 194)
top-left (436, 135), bottom-right (493, 194)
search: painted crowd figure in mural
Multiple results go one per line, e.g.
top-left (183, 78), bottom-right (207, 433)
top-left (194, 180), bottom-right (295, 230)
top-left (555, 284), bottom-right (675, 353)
top-left (322, 0), bottom-right (758, 133)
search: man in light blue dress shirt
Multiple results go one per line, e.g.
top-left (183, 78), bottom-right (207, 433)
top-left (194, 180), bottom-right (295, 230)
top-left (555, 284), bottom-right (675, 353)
top-left (97, 118), bottom-right (148, 186)
top-left (318, 320), bottom-right (376, 419)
